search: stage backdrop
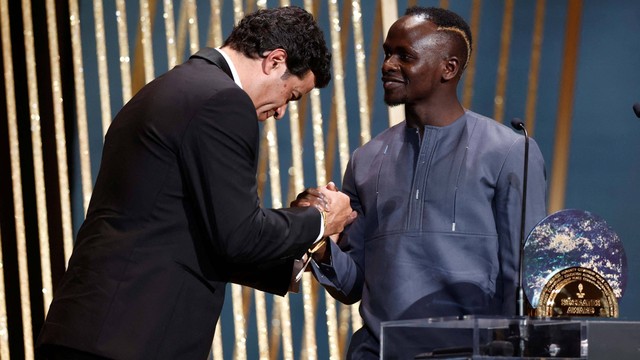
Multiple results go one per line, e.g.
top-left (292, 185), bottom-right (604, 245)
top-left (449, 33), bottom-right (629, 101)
top-left (0, 0), bottom-right (639, 359)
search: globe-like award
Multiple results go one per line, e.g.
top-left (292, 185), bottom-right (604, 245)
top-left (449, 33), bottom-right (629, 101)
top-left (523, 209), bottom-right (627, 317)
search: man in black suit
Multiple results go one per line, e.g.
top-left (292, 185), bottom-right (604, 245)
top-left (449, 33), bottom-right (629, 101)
top-left (36, 6), bottom-right (354, 360)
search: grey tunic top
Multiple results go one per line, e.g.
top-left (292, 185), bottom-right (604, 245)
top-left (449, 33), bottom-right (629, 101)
top-left (312, 110), bottom-right (547, 353)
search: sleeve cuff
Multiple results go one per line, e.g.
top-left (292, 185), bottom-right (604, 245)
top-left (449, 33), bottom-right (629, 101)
top-left (315, 209), bottom-right (325, 242)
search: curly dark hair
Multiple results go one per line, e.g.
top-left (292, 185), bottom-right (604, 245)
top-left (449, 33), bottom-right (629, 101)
top-left (223, 6), bottom-right (332, 88)
top-left (405, 7), bottom-right (473, 70)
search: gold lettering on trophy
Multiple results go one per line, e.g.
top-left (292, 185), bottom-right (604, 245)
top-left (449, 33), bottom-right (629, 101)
top-left (566, 306), bottom-right (596, 315)
top-left (560, 298), bottom-right (601, 307)
top-left (536, 267), bottom-right (619, 317)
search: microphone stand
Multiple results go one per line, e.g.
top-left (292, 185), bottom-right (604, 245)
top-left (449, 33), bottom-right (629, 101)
top-left (517, 124), bottom-right (529, 318)
top-left (510, 119), bottom-right (529, 357)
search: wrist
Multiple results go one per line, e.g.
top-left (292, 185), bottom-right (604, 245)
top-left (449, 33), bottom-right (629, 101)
top-left (309, 236), bottom-right (328, 254)
top-left (312, 239), bottom-right (331, 264)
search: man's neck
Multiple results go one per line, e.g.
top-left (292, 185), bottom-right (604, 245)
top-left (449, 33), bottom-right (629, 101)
top-left (215, 47), bottom-right (243, 88)
top-left (219, 46), bottom-right (262, 90)
top-left (405, 99), bottom-right (465, 129)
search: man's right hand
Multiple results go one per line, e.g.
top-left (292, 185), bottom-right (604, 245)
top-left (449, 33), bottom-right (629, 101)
top-left (319, 184), bottom-right (357, 238)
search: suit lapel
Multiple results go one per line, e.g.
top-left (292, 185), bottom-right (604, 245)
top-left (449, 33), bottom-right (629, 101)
top-left (191, 47), bottom-right (233, 80)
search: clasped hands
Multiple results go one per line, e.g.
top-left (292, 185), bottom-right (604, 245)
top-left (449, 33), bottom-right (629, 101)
top-left (291, 182), bottom-right (357, 263)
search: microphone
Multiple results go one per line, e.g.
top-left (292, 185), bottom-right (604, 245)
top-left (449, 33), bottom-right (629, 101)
top-left (510, 118), bottom-right (529, 318)
top-left (633, 103), bottom-right (640, 118)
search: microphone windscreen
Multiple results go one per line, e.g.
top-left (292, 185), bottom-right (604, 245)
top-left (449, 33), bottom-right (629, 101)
top-left (510, 118), bottom-right (524, 130)
top-left (633, 103), bottom-right (640, 118)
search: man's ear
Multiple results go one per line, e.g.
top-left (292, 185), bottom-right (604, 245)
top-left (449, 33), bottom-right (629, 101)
top-left (263, 49), bottom-right (287, 75)
top-left (442, 56), bottom-right (460, 81)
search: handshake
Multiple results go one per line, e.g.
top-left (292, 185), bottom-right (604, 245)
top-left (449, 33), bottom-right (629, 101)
top-left (288, 182), bottom-right (357, 289)
top-left (291, 182), bottom-right (357, 239)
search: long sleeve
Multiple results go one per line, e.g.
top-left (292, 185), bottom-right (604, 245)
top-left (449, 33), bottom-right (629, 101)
top-left (309, 113), bottom-right (549, 343)
top-left (179, 86), bottom-right (320, 273)
top-left (494, 136), bottom-right (547, 314)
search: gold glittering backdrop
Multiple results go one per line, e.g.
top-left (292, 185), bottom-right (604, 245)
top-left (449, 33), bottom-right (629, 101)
top-left (0, 0), bottom-right (598, 359)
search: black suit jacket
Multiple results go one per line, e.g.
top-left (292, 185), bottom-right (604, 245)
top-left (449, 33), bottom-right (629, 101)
top-left (37, 48), bottom-right (320, 359)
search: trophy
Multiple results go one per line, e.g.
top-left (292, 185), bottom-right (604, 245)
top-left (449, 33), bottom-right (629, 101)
top-left (523, 209), bottom-right (627, 317)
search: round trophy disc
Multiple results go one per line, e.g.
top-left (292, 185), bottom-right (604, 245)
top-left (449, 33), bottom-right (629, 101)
top-left (523, 209), bottom-right (627, 309)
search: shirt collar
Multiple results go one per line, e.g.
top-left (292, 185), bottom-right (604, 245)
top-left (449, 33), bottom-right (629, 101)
top-left (215, 48), bottom-right (243, 89)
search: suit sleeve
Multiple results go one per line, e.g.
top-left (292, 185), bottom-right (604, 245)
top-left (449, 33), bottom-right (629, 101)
top-left (179, 87), bottom-right (320, 292)
top-left (494, 136), bottom-right (547, 314)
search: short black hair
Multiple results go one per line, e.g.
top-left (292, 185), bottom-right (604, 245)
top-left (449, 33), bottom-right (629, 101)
top-left (405, 6), bottom-right (473, 69)
top-left (223, 6), bottom-right (332, 88)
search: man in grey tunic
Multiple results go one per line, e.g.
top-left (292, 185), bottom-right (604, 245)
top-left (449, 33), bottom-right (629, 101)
top-left (303, 7), bottom-right (547, 359)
